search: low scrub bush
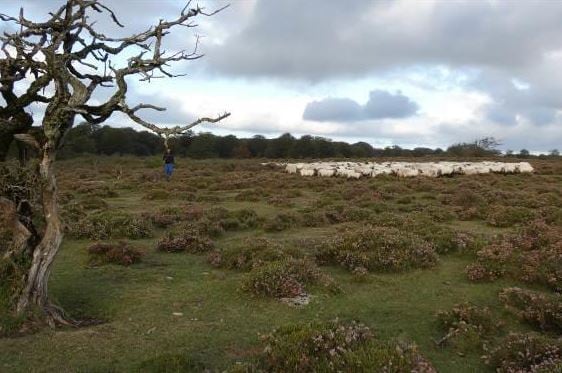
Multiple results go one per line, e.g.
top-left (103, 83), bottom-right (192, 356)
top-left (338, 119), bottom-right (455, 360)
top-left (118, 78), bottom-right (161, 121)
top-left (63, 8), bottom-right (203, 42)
top-left (142, 189), bottom-right (170, 200)
top-left (0, 253), bottom-right (31, 337)
top-left (235, 188), bottom-right (267, 202)
top-left (87, 241), bottom-right (143, 266)
top-left (466, 220), bottom-right (562, 290)
top-left (79, 183), bottom-right (118, 198)
top-left (220, 208), bottom-right (261, 231)
top-left (485, 333), bottom-right (562, 373)
top-left (79, 196), bottom-right (108, 211)
top-left (263, 212), bottom-right (301, 232)
top-left (155, 224), bottom-right (214, 254)
top-left (436, 303), bottom-right (498, 335)
top-left (499, 287), bottom-right (562, 333)
top-left (316, 226), bottom-right (438, 273)
top-left (435, 303), bottom-right (500, 352)
top-left (69, 211), bottom-right (153, 240)
top-left (465, 240), bottom-right (513, 282)
top-left (417, 225), bottom-right (477, 255)
top-left (207, 238), bottom-right (288, 271)
top-left (486, 205), bottom-right (536, 228)
top-left (242, 258), bottom-right (339, 298)
top-left (423, 205), bottom-right (457, 222)
top-left (254, 320), bottom-right (435, 372)
top-left (141, 208), bottom-right (181, 228)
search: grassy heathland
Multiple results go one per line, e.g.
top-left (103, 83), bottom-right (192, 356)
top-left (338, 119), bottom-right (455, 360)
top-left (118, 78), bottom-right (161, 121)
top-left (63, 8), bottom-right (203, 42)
top-left (1, 156), bottom-right (561, 372)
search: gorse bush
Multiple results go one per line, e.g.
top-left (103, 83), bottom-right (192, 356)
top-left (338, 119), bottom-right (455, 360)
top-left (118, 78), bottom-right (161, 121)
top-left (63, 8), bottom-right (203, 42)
top-left (315, 226), bottom-right (438, 273)
top-left (485, 333), bottom-right (562, 373)
top-left (254, 320), bottom-right (435, 372)
top-left (87, 241), bottom-right (143, 266)
top-left (499, 287), bottom-right (562, 333)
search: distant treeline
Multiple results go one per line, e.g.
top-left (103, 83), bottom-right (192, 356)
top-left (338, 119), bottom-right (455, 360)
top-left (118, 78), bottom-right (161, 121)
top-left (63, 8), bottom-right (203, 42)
top-left (43, 123), bottom-right (559, 159)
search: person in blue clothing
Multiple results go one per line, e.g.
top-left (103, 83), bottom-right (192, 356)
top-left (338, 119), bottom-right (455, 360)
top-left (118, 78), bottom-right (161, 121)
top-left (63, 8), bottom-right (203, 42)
top-left (163, 149), bottom-right (175, 181)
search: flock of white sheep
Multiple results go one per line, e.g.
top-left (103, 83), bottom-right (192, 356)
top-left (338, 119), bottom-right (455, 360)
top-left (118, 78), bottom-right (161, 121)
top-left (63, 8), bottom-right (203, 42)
top-left (279, 161), bottom-right (534, 179)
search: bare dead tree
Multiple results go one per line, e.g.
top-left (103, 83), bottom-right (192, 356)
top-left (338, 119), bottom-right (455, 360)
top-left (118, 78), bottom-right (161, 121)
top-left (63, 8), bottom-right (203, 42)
top-left (0, 26), bottom-right (50, 161)
top-left (0, 0), bottom-right (229, 326)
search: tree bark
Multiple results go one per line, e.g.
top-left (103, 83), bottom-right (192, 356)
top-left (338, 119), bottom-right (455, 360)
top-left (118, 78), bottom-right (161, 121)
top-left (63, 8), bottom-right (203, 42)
top-left (0, 198), bottom-right (31, 260)
top-left (0, 131), bottom-right (14, 162)
top-left (15, 146), bottom-right (72, 326)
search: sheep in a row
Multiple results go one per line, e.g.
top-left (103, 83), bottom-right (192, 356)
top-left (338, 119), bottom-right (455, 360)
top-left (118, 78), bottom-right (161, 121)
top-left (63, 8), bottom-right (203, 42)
top-left (281, 161), bottom-right (534, 179)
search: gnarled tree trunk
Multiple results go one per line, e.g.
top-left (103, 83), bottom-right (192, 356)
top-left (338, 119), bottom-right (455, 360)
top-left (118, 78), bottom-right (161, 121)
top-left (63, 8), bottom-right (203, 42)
top-left (15, 147), bottom-right (71, 326)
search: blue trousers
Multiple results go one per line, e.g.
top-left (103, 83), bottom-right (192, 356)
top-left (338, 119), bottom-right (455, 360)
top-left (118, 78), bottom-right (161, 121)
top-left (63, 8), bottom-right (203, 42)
top-left (164, 163), bottom-right (174, 177)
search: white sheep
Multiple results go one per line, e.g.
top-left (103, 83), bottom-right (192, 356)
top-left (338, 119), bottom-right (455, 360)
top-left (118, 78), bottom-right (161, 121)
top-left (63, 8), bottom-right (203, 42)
top-left (318, 168), bottom-right (335, 177)
top-left (286, 164), bottom-right (297, 174)
top-left (300, 168), bottom-right (315, 176)
top-left (517, 162), bottom-right (534, 173)
top-left (346, 170), bottom-right (362, 179)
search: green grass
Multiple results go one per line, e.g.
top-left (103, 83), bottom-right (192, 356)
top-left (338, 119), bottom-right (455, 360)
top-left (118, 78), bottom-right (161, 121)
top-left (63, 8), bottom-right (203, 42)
top-left (1, 156), bottom-right (561, 372)
top-left (1, 241), bottom-right (509, 372)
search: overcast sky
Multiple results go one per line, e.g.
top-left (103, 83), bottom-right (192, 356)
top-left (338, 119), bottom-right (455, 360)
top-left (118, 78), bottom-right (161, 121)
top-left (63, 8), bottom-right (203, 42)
top-left (4, 0), bottom-right (562, 152)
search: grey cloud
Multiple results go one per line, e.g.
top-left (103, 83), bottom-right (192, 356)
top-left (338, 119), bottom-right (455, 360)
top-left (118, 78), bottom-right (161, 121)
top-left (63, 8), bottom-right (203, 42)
top-left (206, 1), bottom-right (562, 80)
top-left (303, 90), bottom-right (418, 122)
top-left (483, 103), bottom-right (516, 126)
top-left (473, 69), bottom-right (561, 127)
top-left (303, 98), bottom-right (363, 122)
top-left (364, 90), bottom-right (418, 119)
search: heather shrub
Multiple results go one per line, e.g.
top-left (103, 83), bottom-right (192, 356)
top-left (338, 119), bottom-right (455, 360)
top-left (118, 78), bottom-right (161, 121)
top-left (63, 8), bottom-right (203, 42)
top-left (207, 238), bottom-right (289, 271)
top-left (435, 303), bottom-right (500, 352)
top-left (465, 240), bottom-right (513, 282)
top-left (499, 287), bottom-right (562, 333)
top-left (466, 221), bottom-right (562, 290)
top-left (448, 188), bottom-right (485, 208)
top-left (87, 241), bottom-right (143, 266)
top-left (436, 303), bottom-right (498, 335)
top-left (417, 225), bottom-right (476, 254)
top-left (141, 209), bottom-right (180, 228)
top-left (0, 252), bottom-right (31, 337)
top-left (423, 205), bottom-right (457, 222)
top-left (155, 224), bottom-right (214, 254)
top-left (142, 189), bottom-right (170, 200)
top-left (79, 183), bottom-right (117, 198)
top-left (242, 258), bottom-right (339, 298)
top-left (255, 320), bottom-right (435, 372)
top-left (486, 205), bottom-right (535, 227)
top-left (69, 211), bottom-right (153, 240)
top-left (235, 188), bottom-right (266, 202)
top-left (80, 196), bottom-right (108, 210)
top-left (193, 218), bottom-right (225, 238)
top-left (343, 207), bottom-right (373, 222)
top-left (297, 208), bottom-right (330, 227)
top-left (316, 226), bottom-right (438, 273)
top-left (263, 212), bottom-right (301, 232)
top-left (485, 333), bottom-right (562, 373)
top-left (267, 195), bottom-right (294, 207)
top-left (224, 208), bottom-right (261, 230)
